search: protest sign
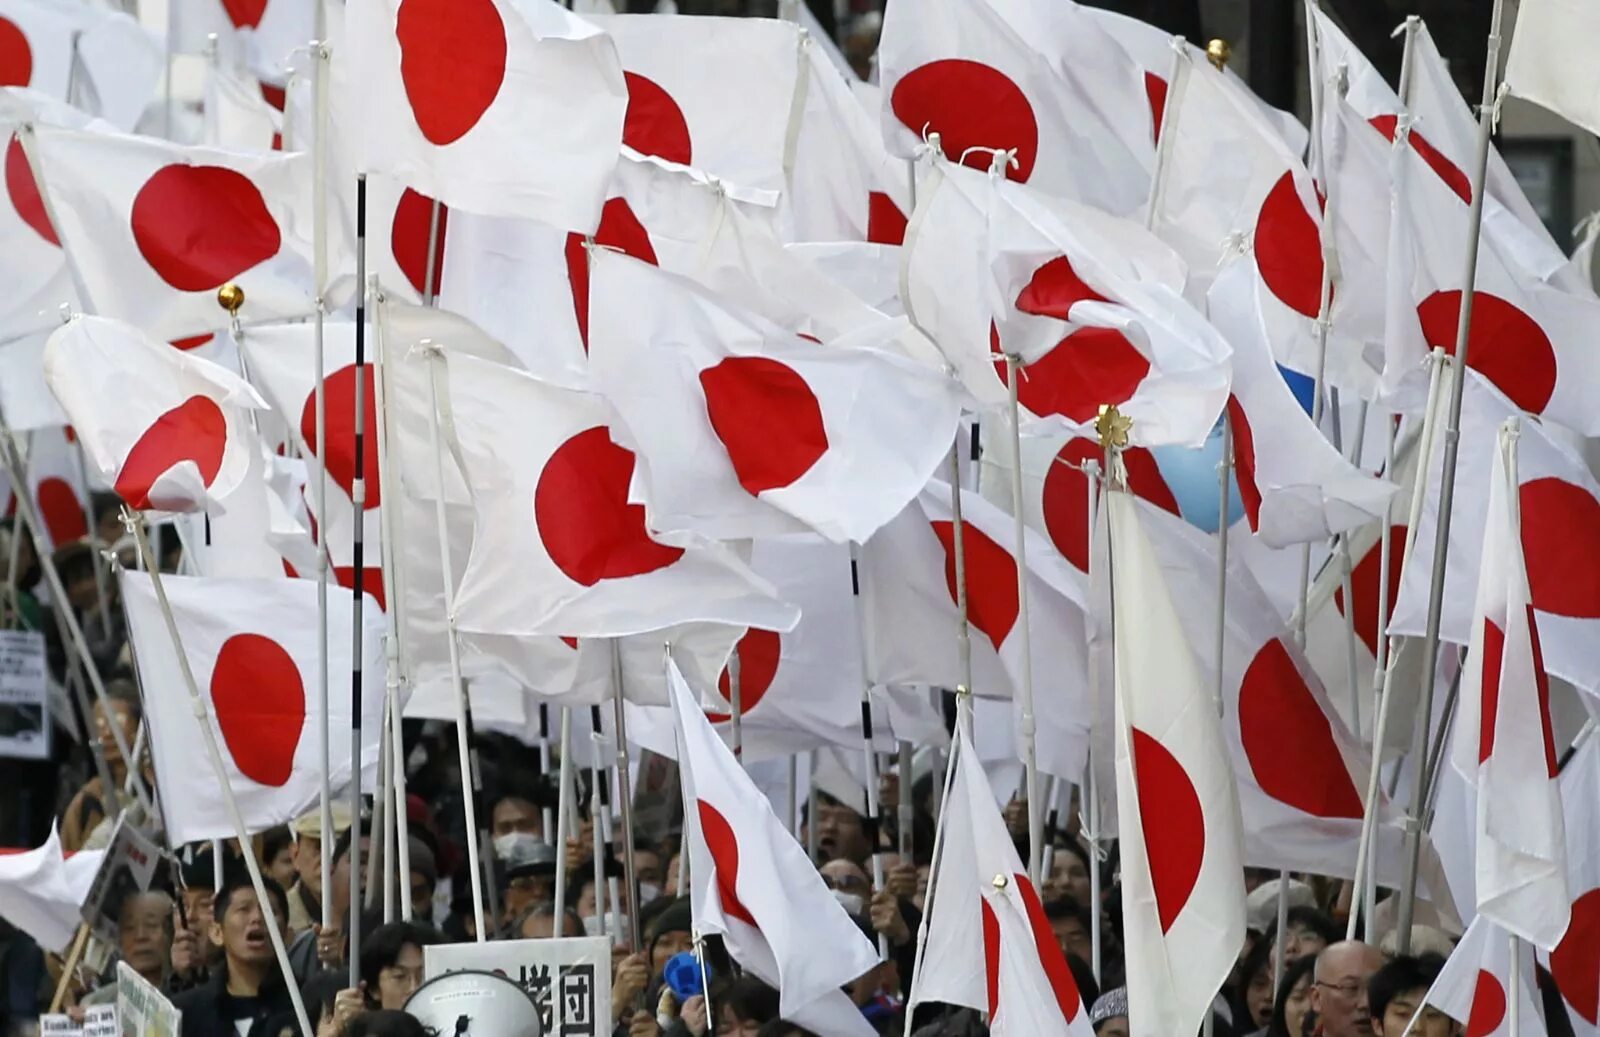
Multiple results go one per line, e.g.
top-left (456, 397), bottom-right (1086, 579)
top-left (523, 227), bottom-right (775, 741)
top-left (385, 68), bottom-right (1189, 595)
top-left (426, 936), bottom-right (611, 1037)
top-left (39, 1015), bottom-right (80, 1036)
top-left (0, 630), bottom-right (49, 760)
top-left (80, 818), bottom-right (160, 946)
top-left (116, 961), bottom-right (180, 1037)
top-left (83, 1005), bottom-right (117, 1037)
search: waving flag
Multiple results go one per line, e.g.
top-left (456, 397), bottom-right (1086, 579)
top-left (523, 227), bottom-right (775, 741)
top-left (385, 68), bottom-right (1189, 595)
top-left (169, 0), bottom-right (314, 84)
top-left (586, 250), bottom-right (962, 543)
top-left (669, 655), bottom-right (877, 1031)
top-left (31, 124), bottom-right (331, 340)
top-left (912, 718), bottom-right (1092, 1035)
top-left (0, 827), bottom-right (103, 954)
top-left (345, 0), bottom-right (627, 230)
top-left (43, 316), bottom-right (266, 514)
top-left (1105, 481), bottom-right (1245, 1035)
top-left (903, 157), bottom-right (1230, 447)
top-left (1505, 0), bottom-right (1600, 140)
top-left (1418, 914), bottom-right (1547, 1036)
top-left (0, 0), bottom-right (160, 130)
top-left (1448, 419), bottom-right (1569, 950)
top-left (1545, 736), bottom-right (1600, 1033)
top-left (120, 571), bottom-right (386, 844)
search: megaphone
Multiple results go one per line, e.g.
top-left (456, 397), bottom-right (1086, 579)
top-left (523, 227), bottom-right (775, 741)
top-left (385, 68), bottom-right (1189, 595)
top-left (403, 969), bottom-right (543, 1037)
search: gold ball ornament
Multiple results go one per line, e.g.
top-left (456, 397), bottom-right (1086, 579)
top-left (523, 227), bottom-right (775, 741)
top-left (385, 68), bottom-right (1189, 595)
top-left (991, 873), bottom-right (1009, 890)
top-left (1206, 38), bottom-right (1232, 71)
top-left (217, 282), bottom-right (245, 315)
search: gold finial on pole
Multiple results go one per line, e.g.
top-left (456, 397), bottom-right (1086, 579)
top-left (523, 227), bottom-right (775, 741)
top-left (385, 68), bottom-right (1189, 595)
top-left (1206, 38), bottom-right (1232, 71)
top-left (991, 873), bottom-right (1009, 891)
top-left (1095, 404), bottom-right (1132, 450)
top-left (217, 282), bottom-right (245, 315)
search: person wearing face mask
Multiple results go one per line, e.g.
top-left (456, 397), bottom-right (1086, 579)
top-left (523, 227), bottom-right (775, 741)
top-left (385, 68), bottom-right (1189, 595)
top-left (490, 784), bottom-right (547, 852)
top-left (632, 848), bottom-right (666, 908)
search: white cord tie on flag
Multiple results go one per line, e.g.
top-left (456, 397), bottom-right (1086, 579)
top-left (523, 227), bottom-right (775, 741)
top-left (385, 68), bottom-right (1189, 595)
top-left (1489, 80), bottom-right (1510, 133)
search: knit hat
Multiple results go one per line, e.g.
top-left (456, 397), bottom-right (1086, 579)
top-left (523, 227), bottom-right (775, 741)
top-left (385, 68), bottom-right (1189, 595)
top-left (1089, 986), bottom-right (1128, 1026)
top-left (408, 837), bottom-right (437, 884)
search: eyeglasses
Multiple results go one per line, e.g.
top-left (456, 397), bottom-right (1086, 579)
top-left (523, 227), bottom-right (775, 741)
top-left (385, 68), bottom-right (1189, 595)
top-left (1314, 980), bottom-right (1364, 999)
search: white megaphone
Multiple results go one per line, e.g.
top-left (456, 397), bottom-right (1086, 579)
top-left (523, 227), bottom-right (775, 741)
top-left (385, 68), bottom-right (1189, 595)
top-left (403, 969), bottom-right (544, 1037)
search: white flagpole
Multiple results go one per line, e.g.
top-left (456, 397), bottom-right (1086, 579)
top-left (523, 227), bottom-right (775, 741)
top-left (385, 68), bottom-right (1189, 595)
top-left (897, 739), bottom-right (914, 864)
top-left (1083, 456), bottom-right (1103, 983)
top-left (310, 37), bottom-right (336, 933)
top-left (421, 345), bottom-right (487, 941)
top-left (1397, 0), bottom-right (1509, 952)
top-left (608, 641), bottom-right (643, 952)
top-left (727, 642), bottom-right (743, 761)
top-left (1508, 933), bottom-right (1521, 1032)
top-left (1002, 342), bottom-right (1042, 883)
top-left (125, 514), bottom-right (314, 1037)
top-left (552, 706), bottom-right (574, 927)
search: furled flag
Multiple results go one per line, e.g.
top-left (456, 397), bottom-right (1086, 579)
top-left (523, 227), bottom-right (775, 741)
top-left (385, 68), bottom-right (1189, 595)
top-left (1505, 0), bottom-right (1600, 140)
top-left (902, 156), bottom-right (1230, 448)
top-left (911, 717), bottom-right (1092, 1035)
top-left (877, 0), bottom-right (1150, 218)
top-left (30, 123), bottom-right (334, 340)
top-left (1104, 481), bottom-right (1245, 1035)
top-left (1390, 371), bottom-right (1600, 698)
top-left (1417, 914), bottom-right (1546, 1035)
top-left (0, 827), bottom-right (103, 953)
top-left (203, 61), bottom-right (284, 152)
top-left (1543, 734), bottom-right (1600, 1033)
top-left (0, 0), bottom-right (161, 131)
top-left (168, 0), bottom-right (314, 85)
top-left (586, 250), bottom-right (962, 544)
top-left (344, 0), bottom-right (628, 231)
top-left (443, 349), bottom-right (798, 639)
top-left (668, 654), bottom-right (878, 1032)
top-left (861, 478), bottom-right (1091, 780)
top-left (1448, 418), bottom-right (1569, 950)
top-left (43, 315), bottom-right (266, 514)
top-left (120, 571), bottom-right (386, 845)
top-left (585, 13), bottom-right (804, 205)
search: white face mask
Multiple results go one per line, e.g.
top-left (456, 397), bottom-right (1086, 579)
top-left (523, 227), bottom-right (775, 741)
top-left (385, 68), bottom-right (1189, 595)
top-left (637, 882), bottom-right (662, 905)
top-left (493, 833), bottom-right (536, 861)
top-left (833, 890), bottom-right (864, 916)
top-left (583, 911), bottom-right (624, 938)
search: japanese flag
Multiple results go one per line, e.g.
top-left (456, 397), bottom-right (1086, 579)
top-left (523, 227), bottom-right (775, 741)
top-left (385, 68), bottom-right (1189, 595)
top-left (911, 719), bottom-right (1092, 1035)
top-left (1448, 419), bottom-right (1569, 950)
top-left (443, 349), bottom-right (798, 640)
top-left (586, 249), bottom-right (963, 544)
top-left (0, 0), bottom-right (161, 131)
top-left (30, 123), bottom-right (331, 340)
top-left (1417, 915), bottom-right (1546, 1036)
top-left (1504, 0), bottom-right (1600, 141)
top-left (1105, 482), bottom-right (1245, 1036)
top-left (43, 316), bottom-right (266, 514)
top-left (0, 91), bottom-right (92, 331)
top-left (0, 329), bottom-right (67, 432)
top-left (1543, 736), bottom-right (1600, 1033)
top-left (345, 0), bottom-right (627, 231)
top-left (669, 655), bottom-right (878, 1031)
top-left (0, 827), bottom-right (103, 954)
top-left (120, 571), bottom-right (387, 845)
top-left (169, 0), bottom-right (315, 84)
top-left (8, 425), bottom-right (89, 550)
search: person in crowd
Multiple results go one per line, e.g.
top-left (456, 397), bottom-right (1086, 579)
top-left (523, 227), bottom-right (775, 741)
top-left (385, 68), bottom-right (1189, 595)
top-left (1366, 955), bottom-right (1457, 1037)
top-left (1089, 986), bottom-right (1128, 1036)
top-left (1233, 935), bottom-right (1277, 1036)
top-left (1308, 941), bottom-right (1386, 1037)
top-left (491, 782), bottom-right (547, 852)
top-left (1045, 896), bottom-right (1095, 968)
top-left (1265, 954), bottom-right (1316, 1037)
top-left (404, 838), bottom-right (438, 927)
top-left (59, 679), bottom-right (141, 851)
top-left (1042, 839), bottom-right (1095, 908)
top-left (633, 847), bottom-right (666, 906)
top-left (819, 859), bottom-right (872, 916)
top-left (715, 976), bottom-right (780, 1035)
top-left (358, 921), bottom-right (442, 1011)
top-left (0, 920), bottom-right (46, 1036)
top-left (171, 870), bottom-right (297, 1036)
top-left (169, 850), bottom-right (224, 993)
top-left (262, 827), bottom-right (297, 894)
top-left (805, 792), bottom-right (872, 866)
top-left (499, 839), bottom-right (558, 933)
top-left (82, 890), bottom-right (174, 1006)
top-left (1281, 906), bottom-right (1340, 966)
top-left (517, 904), bottom-right (583, 940)
top-left (613, 897), bottom-right (697, 1030)
top-left (289, 826), bottom-right (370, 982)
top-left (286, 804), bottom-right (352, 936)
top-left (346, 1012), bottom-right (429, 1037)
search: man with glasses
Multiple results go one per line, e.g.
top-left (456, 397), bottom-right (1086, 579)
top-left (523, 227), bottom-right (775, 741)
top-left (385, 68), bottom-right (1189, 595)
top-left (1309, 941), bottom-right (1386, 1037)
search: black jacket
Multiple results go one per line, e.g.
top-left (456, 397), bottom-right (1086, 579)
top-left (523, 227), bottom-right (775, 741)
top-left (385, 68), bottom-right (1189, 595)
top-left (171, 962), bottom-right (296, 1037)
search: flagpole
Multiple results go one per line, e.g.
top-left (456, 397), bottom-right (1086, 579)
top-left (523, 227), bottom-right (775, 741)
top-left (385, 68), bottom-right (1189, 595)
top-left (1396, 0), bottom-right (1509, 953)
top-left (539, 704), bottom-right (554, 844)
top-left (1083, 456), bottom-right (1103, 984)
top-left (421, 345), bottom-right (487, 941)
top-left (847, 545), bottom-right (889, 958)
top-left (903, 690), bottom-right (967, 1016)
top-left (897, 739), bottom-right (914, 864)
top-left (1508, 933), bottom-right (1521, 1032)
top-left (66, 441), bottom-right (112, 642)
top-left (422, 200), bottom-right (444, 306)
top-left (124, 512), bottom-right (314, 1037)
top-left (1001, 350), bottom-right (1042, 884)
top-left (343, 172), bottom-right (371, 985)
top-left (587, 708), bottom-right (609, 937)
top-left (310, 37), bottom-right (336, 935)
top-left (552, 705), bottom-right (574, 928)
top-left (728, 643), bottom-right (743, 761)
top-left (609, 640), bottom-right (643, 953)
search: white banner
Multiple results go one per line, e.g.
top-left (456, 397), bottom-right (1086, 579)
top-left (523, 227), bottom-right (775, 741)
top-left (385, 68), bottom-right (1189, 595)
top-left (116, 961), bottom-right (180, 1037)
top-left (425, 936), bottom-right (611, 1036)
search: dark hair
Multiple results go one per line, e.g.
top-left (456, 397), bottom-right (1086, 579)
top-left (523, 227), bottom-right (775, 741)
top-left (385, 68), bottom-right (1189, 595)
top-left (360, 922), bottom-right (443, 993)
top-left (346, 1011), bottom-right (428, 1037)
top-left (261, 826), bottom-right (294, 866)
top-left (213, 869), bottom-right (288, 925)
top-left (1266, 954), bottom-right (1317, 1037)
top-left (1286, 905), bottom-right (1338, 946)
top-left (1045, 894), bottom-right (1092, 932)
top-left (103, 678), bottom-right (142, 720)
top-left (722, 976), bottom-right (780, 1025)
top-left (1366, 954), bottom-right (1446, 1025)
top-left (1233, 935), bottom-right (1276, 1028)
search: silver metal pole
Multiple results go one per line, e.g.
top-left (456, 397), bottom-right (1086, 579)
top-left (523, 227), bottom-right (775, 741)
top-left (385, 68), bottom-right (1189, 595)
top-left (609, 641), bottom-right (643, 953)
top-left (1003, 354), bottom-right (1043, 884)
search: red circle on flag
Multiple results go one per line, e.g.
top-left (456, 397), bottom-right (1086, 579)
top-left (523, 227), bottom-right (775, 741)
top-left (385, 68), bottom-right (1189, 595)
top-left (1144, 71), bottom-right (1168, 145)
top-left (699, 356), bottom-right (829, 496)
top-left (980, 897), bottom-right (1001, 1018)
top-left (211, 632), bottom-right (305, 787)
top-left (1041, 437), bottom-right (1177, 572)
top-left (115, 396), bottom-right (228, 512)
top-left (994, 324), bottom-right (1150, 424)
top-left (1550, 888), bottom-right (1600, 1024)
top-left (36, 477), bottom-right (87, 545)
top-left (1227, 397), bottom-right (1261, 532)
top-left (396, 0), bottom-right (507, 146)
top-left (1131, 726), bottom-right (1205, 934)
top-left (567, 197), bottom-right (659, 351)
top-left (1415, 290), bottom-right (1558, 416)
top-left (1335, 524), bottom-right (1408, 656)
top-left (534, 426), bottom-right (684, 587)
top-left (1465, 969), bottom-right (1507, 1037)
top-left (1015, 255), bottom-right (1110, 319)
top-left (891, 59), bottom-right (1038, 183)
top-left (131, 165), bottom-right (282, 292)
top-left (1014, 872), bottom-right (1083, 1021)
top-left (621, 71), bottom-right (692, 166)
top-left (1520, 477), bottom-right (1600, 620)
top-left (0, 16), bottom-right (31, 88)
top-left (710, 628), bottom-right (780, 722)
top-left (1369, 115), bottom-right (1470, 204)
top-left (1238, 637), bottom-right (1363, 819)
top-left (391, 188), bottom-right (448, 298)
top-left (299, 365), bottom-right (382, 511)
top-left (1255, 172), bottom-right (1325, 320)
top-left (867, 192), bottom-right (907, 246)
top-left (5, 135), bottom-right (55, 246)
top-left (696, 799), bottom-right (757, 927)
top-left (170, 334), bottom-right (215, 352)
top-left (221, 0), bottom-right (268, 29)
top-left (930, 518), bottom-right (1019, 651)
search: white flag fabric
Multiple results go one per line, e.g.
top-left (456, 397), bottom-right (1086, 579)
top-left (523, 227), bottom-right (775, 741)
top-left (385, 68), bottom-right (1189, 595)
top-left (444, 349), bottom-right (798, 639)
top-left (43, 315), bottom-right (266, 514)
top-left (1105, 482), bottom-right (1245, 1036)
top-left (9, 425), bottom-right (90, 549)
top-left (0, 828), bottom-right (102, 954)
top-left (0, 0), bottom-right (161, 131)
top-left (120, 571), bottom-right (386, 845)
top-left (912, 719), bottom-right (1093, 1035)
top-left (169, 0), bottom-right (314, 84)
top-left (902, 157), bottom-right (1230, 447)
top-left (203, 61), bottom-right (284, 151)
top-left (0, 93), bottom-right (89, 331)
top-left (344, 0), bottom-right (627, 231)
top-left (31, 124), bottom-right (331, 340)
top-left (668, 656), bottom-right (877, 1030)
top-left (586, 250), bottom-right (962, 543)
top-left (1419, 914), bottom-right (1546, 1036)
top-left (1448, 420), bottom-right (1570, 950)
top-left (0, 329), bottom-right (66, 432)
top-left (1544, 736), bottom-right (1600, 1033)
top-left (1505, 0), bottom-right (1600, 140)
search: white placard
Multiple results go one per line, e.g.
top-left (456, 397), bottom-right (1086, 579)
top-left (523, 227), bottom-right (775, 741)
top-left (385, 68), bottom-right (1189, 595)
top-left (425, 936), bottom-right (611, 1036)
top-left (116, 961), bottom-right (180, 1037)
top-left (0, 629), bottom-right (49, 760)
